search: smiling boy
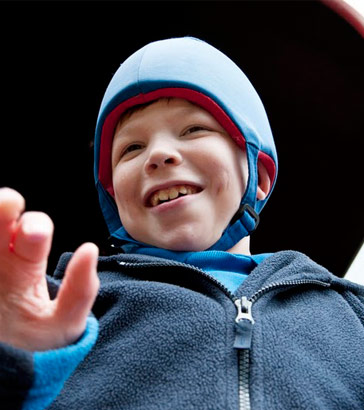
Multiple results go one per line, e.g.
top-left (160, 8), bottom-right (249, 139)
top-left (0, 37), bottom-right (364, 410)
top-left (111, 98), bottom-right (268, 253)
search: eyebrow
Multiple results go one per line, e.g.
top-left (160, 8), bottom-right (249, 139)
top-left (113, 103), bottom-right (217, 140)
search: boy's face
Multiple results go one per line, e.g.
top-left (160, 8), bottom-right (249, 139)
top-left (111, 98), bottom-right (248, 251)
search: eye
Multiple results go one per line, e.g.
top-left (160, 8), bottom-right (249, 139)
top-left (183, 125), bottom-right (209, 135)
top-left (121, 143), bottom-right (144, 158)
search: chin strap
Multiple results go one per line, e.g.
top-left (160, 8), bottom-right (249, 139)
top-left (229, 203), bottom-right (260, 229)
top-left (208, 203), bottom-right (259, 251)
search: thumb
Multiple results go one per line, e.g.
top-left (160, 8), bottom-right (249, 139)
top-left (55, 242), bottom-right (100, 340)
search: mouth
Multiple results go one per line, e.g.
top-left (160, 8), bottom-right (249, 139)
top-left (146, 184), bottom-right (203, 208)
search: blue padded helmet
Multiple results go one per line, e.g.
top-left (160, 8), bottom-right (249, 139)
top-left (94, 37), bottom-right (278, 251)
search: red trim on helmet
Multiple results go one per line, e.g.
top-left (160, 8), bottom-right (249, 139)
top-left (258, 151), bottom-right (277, 186)
top-left (98, 88), bottom-right (276, 196)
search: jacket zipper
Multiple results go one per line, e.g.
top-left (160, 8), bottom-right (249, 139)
top-left (116, 260), bottom-right (330, 410)
top-left (234, 297), bottom-right (254, 410)
top-left (117, 259), bottom-right (235, 298)
top-left (233, 279), bottom-right (331, 410)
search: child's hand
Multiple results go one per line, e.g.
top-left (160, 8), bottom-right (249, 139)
top-left (0, 188), bottom-right (100, 351)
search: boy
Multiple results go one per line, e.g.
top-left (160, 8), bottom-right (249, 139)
top-left (0, 37), bottom-right (363, 410)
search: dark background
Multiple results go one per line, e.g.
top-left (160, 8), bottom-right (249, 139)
top-left (0, 1), bottom-right (363, 277)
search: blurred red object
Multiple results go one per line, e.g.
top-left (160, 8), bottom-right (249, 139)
top-left (321, 0), bottom-right (364, 38)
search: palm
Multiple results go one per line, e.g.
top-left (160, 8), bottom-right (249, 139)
top-left (0, 188), bottom-right (99, 351)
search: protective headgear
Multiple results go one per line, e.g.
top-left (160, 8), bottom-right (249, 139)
top-left (94, 37), bottom-right (277, 251)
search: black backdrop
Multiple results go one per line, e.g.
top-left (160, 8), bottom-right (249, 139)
top-left (1, 1), bottom-right (363, 277)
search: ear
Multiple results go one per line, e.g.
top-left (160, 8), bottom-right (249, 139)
top-left (256, 159), bottom-right (271, 201)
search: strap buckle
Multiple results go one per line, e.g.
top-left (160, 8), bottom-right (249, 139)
top-left (230, 203), bottom-right (260, 231)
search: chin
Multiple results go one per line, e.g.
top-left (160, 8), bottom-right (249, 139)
top-left (158, 233), bottom-right (218, 252)
top-left (132, 222), bottom-right (222, 252)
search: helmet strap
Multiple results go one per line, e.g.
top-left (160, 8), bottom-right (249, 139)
top-left (229, 143), bottom-right (260, 231)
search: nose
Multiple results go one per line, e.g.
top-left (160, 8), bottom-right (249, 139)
top-left (144, 137), bottom-right (183, 174)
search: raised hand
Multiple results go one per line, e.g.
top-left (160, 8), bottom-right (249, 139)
top-left (0, 188), bottom-right (100, 351)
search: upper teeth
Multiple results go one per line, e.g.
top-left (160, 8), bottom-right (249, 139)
top-left (150, 185), bottom-right (198, 207)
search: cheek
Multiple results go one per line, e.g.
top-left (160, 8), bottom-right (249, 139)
top-left (207, 153), bottom-right (245, 198)
top-left (113, 168), bottom-right (138, 215)
top-left (215, 169), bottom-right (233, 196)
top-left (234, 158), bottom-right (248, 195)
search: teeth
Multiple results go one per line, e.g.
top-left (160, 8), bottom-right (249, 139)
top-left (169, 187), bottom-right (179, 200)
top-left (150, 195), bottom-right (159, 207)
top-left (179, 186), bottom-right (187, 195)
top-left (159, 190), bottom-right (169, 201)
top-left (149, 185), bottom-right (198, 207)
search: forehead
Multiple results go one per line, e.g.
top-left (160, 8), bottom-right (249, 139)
top-left (114, 98), bottom-right (212, 136)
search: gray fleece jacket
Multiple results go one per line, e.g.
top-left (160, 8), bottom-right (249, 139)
top-left (1, 250), bottom-right (364, 409)
top-left (54, 250), bottom-right (364, 409)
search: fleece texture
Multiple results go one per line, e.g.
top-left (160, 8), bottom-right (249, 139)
top-left (133, 247), bottom-right (273, 293)
top-left (0, 343), bottom-right (33, 410)
top-left (2, 251), bottom-right (363, 409)
top-left (239, 252), bottom-right (364, 409)
top-left (44, 250), bottom-right (364, 410)
top-left (23, 317), bottom-right (98, 410)
top-left (0, 316), bottom-right (98, 410)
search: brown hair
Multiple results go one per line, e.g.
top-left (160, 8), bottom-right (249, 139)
top-left (115, 97), bottom-right (174, 130)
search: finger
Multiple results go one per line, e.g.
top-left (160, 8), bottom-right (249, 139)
top-left (55, 243), bottom-right (99, 340)
top-left (0, 188), bottom-right (25, 247)
top-left (12, 211), bottom-right (54, 264)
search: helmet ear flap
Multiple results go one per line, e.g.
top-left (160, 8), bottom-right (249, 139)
top-left (257, 159), bottom-right (272, 201)
top-left (243, 144), bottom-right (277, 217)
top-left (229, 142), bottom-right (273, 235)
top-left (240, 143), bottom-right (259, 213)
top-left (228, 144), bottom-right (260, 234)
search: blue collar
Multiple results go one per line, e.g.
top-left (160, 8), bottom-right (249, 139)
top-left (133, 245), bottom-right (272, 294)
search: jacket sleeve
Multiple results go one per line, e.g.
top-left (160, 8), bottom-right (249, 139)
top-left (0, 316), bottom-right (98, 410)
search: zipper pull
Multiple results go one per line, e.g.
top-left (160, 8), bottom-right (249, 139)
top-left (234, 297), bottom-right (254, 350)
